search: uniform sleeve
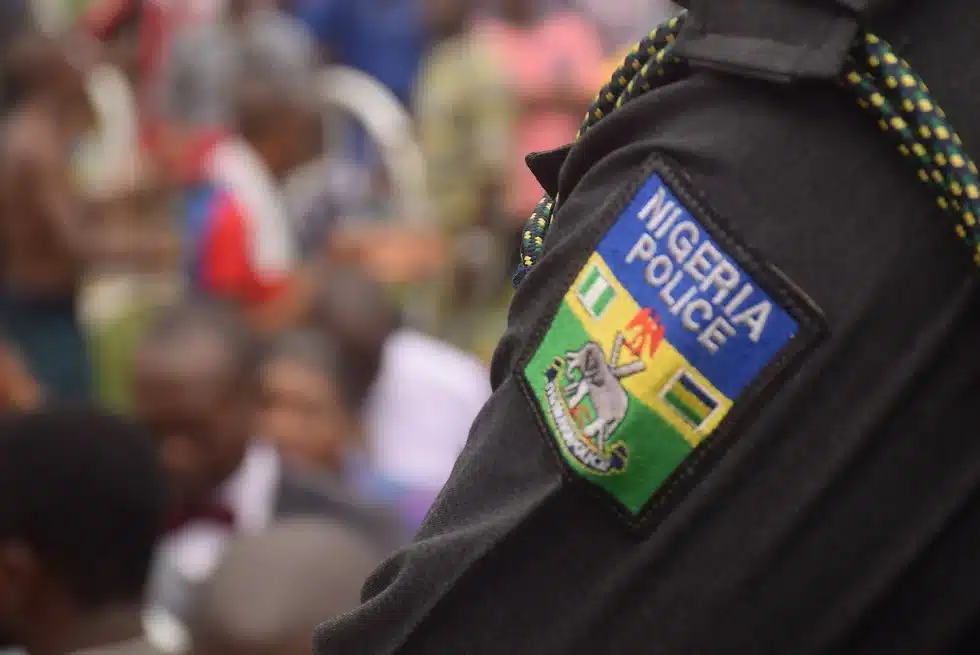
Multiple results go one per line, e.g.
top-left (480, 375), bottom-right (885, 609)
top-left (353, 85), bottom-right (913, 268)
top-left (312, 79), bottom-right (666, 655)
top-left (315, 47), bottom-right (980, 654)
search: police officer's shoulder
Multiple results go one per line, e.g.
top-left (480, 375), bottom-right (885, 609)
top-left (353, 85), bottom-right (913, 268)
top-left (507, 0), bottom-right (980, 530)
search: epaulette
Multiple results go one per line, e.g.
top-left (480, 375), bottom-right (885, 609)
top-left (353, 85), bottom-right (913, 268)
top-left (515, 1), bottom-right (980, 286)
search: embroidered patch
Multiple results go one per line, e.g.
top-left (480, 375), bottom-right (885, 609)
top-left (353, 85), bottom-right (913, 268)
top-left (523, 165), bottom-right (822, 518)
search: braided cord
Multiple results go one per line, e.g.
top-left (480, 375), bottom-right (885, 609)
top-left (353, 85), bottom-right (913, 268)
top-left (514, 13), bottom-right (980, 286)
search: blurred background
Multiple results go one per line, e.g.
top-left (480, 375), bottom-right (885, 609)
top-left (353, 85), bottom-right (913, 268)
top-left (0, 0), bottom-right (679, 652)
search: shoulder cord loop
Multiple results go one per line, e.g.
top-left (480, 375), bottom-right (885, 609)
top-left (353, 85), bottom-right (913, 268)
top-left (514, 12), bottom-right (980, 286)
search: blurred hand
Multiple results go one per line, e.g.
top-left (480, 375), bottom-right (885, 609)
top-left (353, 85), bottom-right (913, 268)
top-left (0, 345), bottom-right (40, 411)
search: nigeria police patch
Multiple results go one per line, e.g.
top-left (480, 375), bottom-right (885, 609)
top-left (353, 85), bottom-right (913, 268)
top-left (522, 159), bottom-right (824, 520)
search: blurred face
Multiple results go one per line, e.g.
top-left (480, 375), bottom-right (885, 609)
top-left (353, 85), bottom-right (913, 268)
top-left (258, 357), bottom-right (354, 473)
top-left (132, 338), bottom-right (250, 506)
top-left (424, 0), bottom-right (466, 36)
top-left (295, 107), bottom-right (324, 168)
top-left (500, 0), bottom-right (533, 22)
top-left (260, 104), bottom-right (316, 177)
top-left (289, 105), bottom-right (322, 171)
top-left (52, 68), bottom-right (95, 141)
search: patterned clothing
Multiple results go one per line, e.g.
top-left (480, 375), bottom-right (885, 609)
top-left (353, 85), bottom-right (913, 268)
top-left (182, 138), bottom-right (297, 306)
top-left (415, 33), bottom-right (514, 233)
top-left (476, 12), bottom-right (604, 217)
top-left (292, 0), bottom-right (424, 107)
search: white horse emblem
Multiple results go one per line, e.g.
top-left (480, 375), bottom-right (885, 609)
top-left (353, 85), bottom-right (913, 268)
top-left (563, 333), bottom-right (646, 450)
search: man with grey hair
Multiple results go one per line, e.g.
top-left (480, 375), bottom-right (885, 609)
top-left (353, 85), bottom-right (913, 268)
top-left (191, 519), bottom-right (381, 655)
top-left (158, 2), bottom-right (319, 182)
top-left (177, 9), bottom-right (320, 333)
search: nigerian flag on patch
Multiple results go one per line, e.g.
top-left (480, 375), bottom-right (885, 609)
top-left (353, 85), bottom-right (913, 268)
top-left (577, 265), bottom-right (616, 319)
top-left (523, 171), bottom-right (809, 517)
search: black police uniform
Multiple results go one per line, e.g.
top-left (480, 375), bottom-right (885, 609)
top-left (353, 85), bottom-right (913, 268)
top-left (314, 0), bottom-right (980, 653)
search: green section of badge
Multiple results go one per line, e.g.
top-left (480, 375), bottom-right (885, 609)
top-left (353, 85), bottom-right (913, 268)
top-left (525, 301), bottom-right (692, 514)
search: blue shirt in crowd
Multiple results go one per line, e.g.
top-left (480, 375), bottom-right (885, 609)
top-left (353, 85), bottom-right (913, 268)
top-left (292, 0), bottom-right (425, 107)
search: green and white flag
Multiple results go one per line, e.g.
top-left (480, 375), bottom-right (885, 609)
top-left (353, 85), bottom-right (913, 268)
top-left (577, 265), bottom-right (616, 319)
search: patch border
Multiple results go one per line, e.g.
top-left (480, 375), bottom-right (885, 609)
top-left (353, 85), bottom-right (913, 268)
top-left (516, 154), bottom-right (827, 530)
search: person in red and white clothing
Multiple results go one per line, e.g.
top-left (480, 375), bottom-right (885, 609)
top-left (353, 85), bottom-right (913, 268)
top-left (182, 36), bottom-right (318, 333)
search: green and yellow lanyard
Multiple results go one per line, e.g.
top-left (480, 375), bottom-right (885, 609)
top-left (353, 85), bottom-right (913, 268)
top-left (515, 12), bottom-right (980, 285)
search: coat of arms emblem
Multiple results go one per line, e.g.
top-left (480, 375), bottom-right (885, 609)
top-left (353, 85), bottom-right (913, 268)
top-left (544, 332), bottom-right (646, 474)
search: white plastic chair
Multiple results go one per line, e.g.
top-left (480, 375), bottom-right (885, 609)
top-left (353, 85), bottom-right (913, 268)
top-left (284, 65), bottom-right (429, 229)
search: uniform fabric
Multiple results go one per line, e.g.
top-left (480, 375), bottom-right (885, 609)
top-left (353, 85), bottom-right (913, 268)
top-left (314, 0), bottom-right (980, 653)
top-left (518, 9), bottom-right (980, 283)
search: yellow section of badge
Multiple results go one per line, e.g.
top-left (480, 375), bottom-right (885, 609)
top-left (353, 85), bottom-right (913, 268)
top-left (565, 254), bottom-right (734, 446)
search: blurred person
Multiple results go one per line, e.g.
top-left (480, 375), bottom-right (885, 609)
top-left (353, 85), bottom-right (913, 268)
top-left (258, 329), bottom-right (368, 477)
top-left (0, 0), bottom-right (34, 111)
top-left (286, 156), bottom-right (374, 262)
top-left (416, 0), bottom-right (516, 352)
top-left (158, 1), bottom-right (319, 184)
top-left (182, 51), bottom-right (317, 334)
top-left (91, 0), bottom-right (142, 84)
top-left (257, 327), bottom-right (424, 529)
top-left (292, 0), bottom-right (423, 110)
top-left (132, 299), bottom-right (403, 630)
top-left (154, 0), bottom-right (248, 186)
top-left (418, 0), bottom-right (512, 234)
top-left (191, 518), bottom-right (380, 655)
top-left (593, 1), bottom-right (684, 80)
top-left (311, 264), bottom-right (491, 528)
top-left (78, 0), bottom-right (228, 164)
top-left (0, 0), bottom-right (32, 50)
top-left (79, 150), bottom-right (180, 412)
top-left (0, 34), bottom-right (98, 401)
top-left (476, 0), bottom-right (603, 234)
top-left (80, 150), bottom-right (178, 277)
top-left (0, 344), bottom-right (40, 412)
top-left (291, 0), bottom-right (425, 181)
top-left (0, 407), bottom-right (166, 655)
top-left (316, 1), bottom-right (980, 653)
top-left (573, 0), bottom-right (679, 54)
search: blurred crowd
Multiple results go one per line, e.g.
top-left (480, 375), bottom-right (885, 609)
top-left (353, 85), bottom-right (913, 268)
top-left (0, 0), bottom-right (677, 653)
